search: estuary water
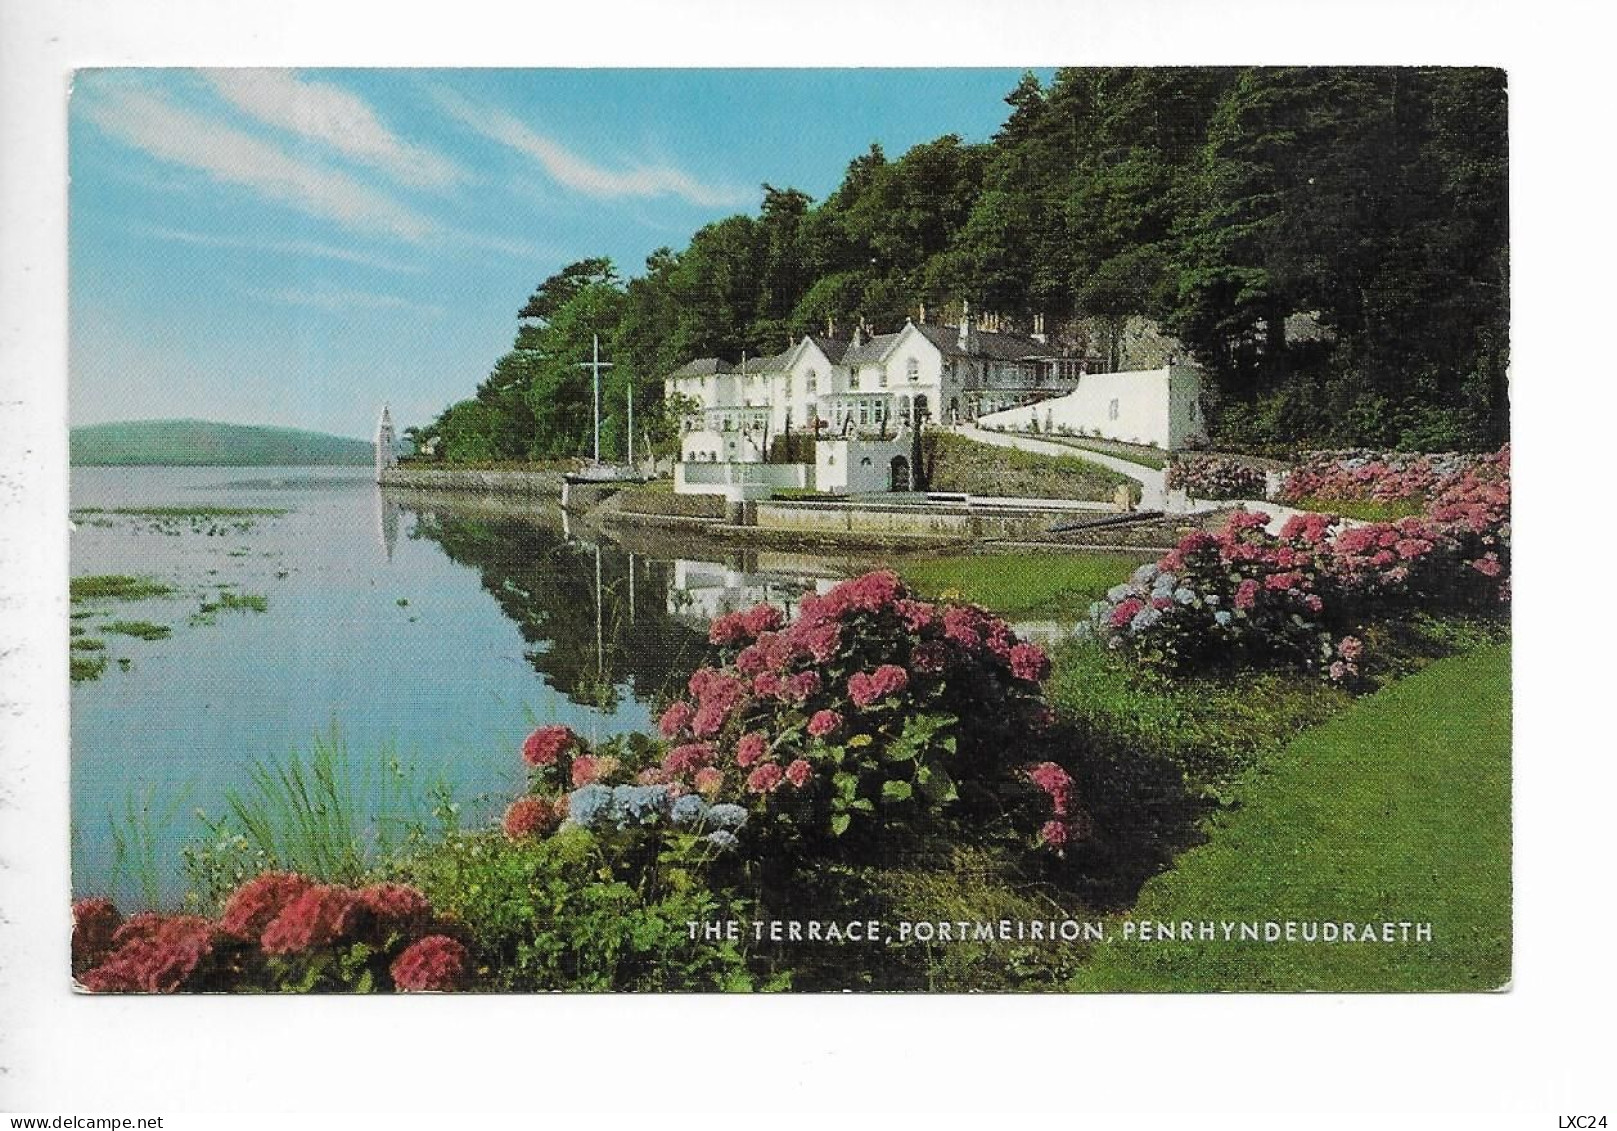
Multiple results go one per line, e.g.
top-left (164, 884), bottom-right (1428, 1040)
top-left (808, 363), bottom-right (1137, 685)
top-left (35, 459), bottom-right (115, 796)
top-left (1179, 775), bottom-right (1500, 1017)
top-left (68, 466), bottom-right (855, 903)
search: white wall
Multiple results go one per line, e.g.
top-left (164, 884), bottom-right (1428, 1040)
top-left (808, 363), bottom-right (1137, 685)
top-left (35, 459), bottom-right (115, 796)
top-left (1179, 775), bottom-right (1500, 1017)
top-left (975, 364), bottom-right (1205, 449)
top-left (816, 434), bottom-right (914, 494)
top-left (674, 460), bottom-right (813, 501)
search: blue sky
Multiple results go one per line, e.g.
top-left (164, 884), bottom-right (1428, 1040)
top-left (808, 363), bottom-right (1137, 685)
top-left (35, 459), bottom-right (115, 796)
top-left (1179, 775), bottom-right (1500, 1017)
top-left (69, 68), bottom-right (1043, 439)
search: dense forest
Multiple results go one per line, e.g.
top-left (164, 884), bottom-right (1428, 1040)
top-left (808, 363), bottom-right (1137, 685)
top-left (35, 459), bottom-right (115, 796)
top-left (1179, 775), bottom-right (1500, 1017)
top-left (417, 67), bottom-right (1508, 461)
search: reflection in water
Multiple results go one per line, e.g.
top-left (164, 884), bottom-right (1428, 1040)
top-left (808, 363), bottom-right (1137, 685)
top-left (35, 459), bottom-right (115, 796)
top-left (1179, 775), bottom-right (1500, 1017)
top-left (377, 491), bottom-right (400, 562)
top-left (395, 494), bottom-right (852, 714)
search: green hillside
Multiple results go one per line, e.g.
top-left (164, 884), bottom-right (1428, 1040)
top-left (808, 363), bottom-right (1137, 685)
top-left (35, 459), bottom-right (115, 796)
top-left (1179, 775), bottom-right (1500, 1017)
top-left (71, 420), bottom-right (373, 467)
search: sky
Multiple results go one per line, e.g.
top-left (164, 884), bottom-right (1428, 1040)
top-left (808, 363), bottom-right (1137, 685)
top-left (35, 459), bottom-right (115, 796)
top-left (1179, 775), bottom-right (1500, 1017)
top-left (69, 68), bottom-right (1045, 440)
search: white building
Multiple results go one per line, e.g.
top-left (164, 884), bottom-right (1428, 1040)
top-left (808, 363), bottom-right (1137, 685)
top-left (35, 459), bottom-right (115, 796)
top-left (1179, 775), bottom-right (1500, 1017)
top-left (667, 310), bottom-right (1090, 465)
top-left (975, 363), bottom-right (1208, 451)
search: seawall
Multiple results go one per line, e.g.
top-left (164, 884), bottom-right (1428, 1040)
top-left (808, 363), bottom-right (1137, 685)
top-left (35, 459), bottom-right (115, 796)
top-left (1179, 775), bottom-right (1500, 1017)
top-left (378, 467), bottom-right (566, 496)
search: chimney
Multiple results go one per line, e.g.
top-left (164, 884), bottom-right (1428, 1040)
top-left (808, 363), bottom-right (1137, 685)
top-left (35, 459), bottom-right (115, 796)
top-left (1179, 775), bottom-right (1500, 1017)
top-left (918, 301), bottom-right (927, 325)
top-left (958, 301), bottom-right (976, 353)
top-left (1031, 312), bottom-right (1047, 345)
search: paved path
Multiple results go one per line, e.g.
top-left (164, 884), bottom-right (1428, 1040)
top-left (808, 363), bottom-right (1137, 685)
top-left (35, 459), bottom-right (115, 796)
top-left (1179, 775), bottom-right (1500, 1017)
top-left (959, 426), bottom-right (1167, 511)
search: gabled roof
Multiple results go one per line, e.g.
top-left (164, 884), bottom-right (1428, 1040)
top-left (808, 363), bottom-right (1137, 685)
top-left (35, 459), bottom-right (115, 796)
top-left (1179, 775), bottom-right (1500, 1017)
top-left (913, 322), bottom-right (1046, 362)
top-left (801, 335), bottom-right (849, 365)
top-left (843, 331), bottom-right (904, 366)
top-left (739, 349), bottom-right (793, 375)
top-left (666, 357), bottom-right (733, 380)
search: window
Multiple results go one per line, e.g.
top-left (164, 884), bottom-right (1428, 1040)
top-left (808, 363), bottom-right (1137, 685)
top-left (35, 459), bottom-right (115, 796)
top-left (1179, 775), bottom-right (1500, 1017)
top-left (807, 369), bottom-right (818, 393)
top-left (785, 376), bottom-right (794, 397)
top-left (879, 367), bottom-right (889, 388)
top-left (906, 357), bottom-right (920, 383)
top-left (1108, 398), bottom-right (1120, 421)
top-left (851, 370), bottom-right (861, 390)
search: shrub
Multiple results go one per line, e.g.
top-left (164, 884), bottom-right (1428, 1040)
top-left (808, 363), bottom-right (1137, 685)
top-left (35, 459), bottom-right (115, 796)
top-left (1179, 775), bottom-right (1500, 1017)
top-left (1085, 446), bottom-right (1509, 679)
top-left (1278, 449), bottom-right (1486, 506)
top-left (1165, 455), bottom-right (1268, 500)
top-left (75, 874), bottom-right (454, 993)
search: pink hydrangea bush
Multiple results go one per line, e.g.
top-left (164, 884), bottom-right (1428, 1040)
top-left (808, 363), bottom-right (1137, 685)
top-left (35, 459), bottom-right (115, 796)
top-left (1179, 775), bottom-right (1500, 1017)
top-left (1166, 455), bottom-right (1269, 501)
top-left (1279, 449), bottom-right (1487, 506)
top-left (646, 570), bottom-right (1083, 859)
top-left (76, 873), bottom-right (456, 993)
top-left (1088, 446), bottom-right (1509, 675)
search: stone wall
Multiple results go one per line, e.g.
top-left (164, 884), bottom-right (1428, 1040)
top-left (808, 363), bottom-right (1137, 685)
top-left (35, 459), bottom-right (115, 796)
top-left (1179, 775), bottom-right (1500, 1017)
top-left (378, 468), bottom-right (566, 496)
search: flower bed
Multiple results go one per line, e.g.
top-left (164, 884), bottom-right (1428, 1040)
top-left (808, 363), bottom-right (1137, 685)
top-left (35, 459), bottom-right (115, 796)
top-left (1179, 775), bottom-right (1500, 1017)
top-left (73, 876), bottom-right (465, 993)
top-left (1165, 455), bottom-right (1269, 501)
top-left (1087, 446), bottom-right (1509, 682)
top-left (1277, 449), bottom-right (1486, 506)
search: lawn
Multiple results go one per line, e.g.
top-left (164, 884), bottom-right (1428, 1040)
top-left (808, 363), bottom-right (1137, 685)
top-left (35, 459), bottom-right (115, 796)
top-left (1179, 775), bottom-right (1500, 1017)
top-left (926, 432), bottom-right (1140, 504)
top-left (1072, 641), bottom-right (1511, 991)
top-left (897, 550), bottom-right (1148, 617)
top-left (1036, 435), bottom-right (1169, 471)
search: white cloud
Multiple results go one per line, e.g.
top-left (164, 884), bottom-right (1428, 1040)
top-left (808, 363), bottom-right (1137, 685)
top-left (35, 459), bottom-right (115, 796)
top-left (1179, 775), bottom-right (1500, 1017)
top-left (205, 70), bottom-right (467, 191)
top-left (434, 88), bottom-right (749, 209)
top-left (242, 284), bottom-right (441, 317)
top-left (80, 85), bottom-right (437, 242)
top-left (135, 225), bottom-right (424, 273)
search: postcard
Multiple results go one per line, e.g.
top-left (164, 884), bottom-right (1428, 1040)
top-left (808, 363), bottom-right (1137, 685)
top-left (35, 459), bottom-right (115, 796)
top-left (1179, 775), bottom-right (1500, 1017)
top-left (65, 66), bottom-right (1510, 994)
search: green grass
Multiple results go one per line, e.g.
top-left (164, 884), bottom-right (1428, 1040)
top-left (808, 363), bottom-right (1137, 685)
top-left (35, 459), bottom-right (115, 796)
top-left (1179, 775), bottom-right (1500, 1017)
top-left (927, 432), bottom-right (1139, 504)
top-left (898, 551), bottom-right (1147, 618)
top-left (1072, 642), bottom-right (1511, 991)
top-left (70, 574), bottom-right (174, 602)
top-left (101, 620), bottom-right (172, 641)
top-left (1038, 435), bottom-right (1170, 471)
top-left (70, 637), bottom-right (106, 651)
top-left (1290, 496), bottom-right (1427, 521)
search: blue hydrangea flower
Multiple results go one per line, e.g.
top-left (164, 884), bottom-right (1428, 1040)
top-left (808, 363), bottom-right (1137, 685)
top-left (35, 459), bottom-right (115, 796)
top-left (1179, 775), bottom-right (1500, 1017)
top-left (670, 793), bottom-right (708, 827)
top-left (612, 783), bottom-right (672, 827)
top-left (1072, 621), bottom-right (1094, 642)
top-left (1205, 593), bottom-right (1221, 607)
top-left (1214, 610), bottom-right (1234, 627)
top-left (1106, 584), bottom-right (1133, 603)
top-left (1130, 608), bottom-right (1162, 633)
top-left (1173, 587), bottom-right (1197, 606)
top-left (567, 784), bottom-right (615, 830)
top-left (705, 829), bottom-right (739, 852)
top-left (706, 803), bottom-right (748, 830)
top-left (1131, 563), bottom-right (1160, 586)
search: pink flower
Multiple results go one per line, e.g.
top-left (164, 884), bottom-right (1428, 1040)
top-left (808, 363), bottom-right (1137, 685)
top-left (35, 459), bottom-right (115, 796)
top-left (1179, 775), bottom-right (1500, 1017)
top-left (219, 872), bottom-right (315, 942)
top-left (571, 754), bottom-right (616, 786)
top-left (1109, 597), bottom-right (1145, 628)
top-left (356, 883), bottom-right (433, 936)
top-left (79, 915), bottom-right (215, 994)
top-left (894, 598), bottom-right (937, 634)
top-left (746, 763), bottom-right (785, 794)
top-left (693, 767), bottom-right (725, 797)
top-left (1009, 642), bottom-right (1050, 683)
top-left (1027, 761), bottom-right (1074, 816)
top-left (1337, 636), bottom-right (1364, 663)
top-left (781, 670), bottom-right (822, 703)
top-left (663, 742), bottom-right (715, 776)
top-left (521, 725), bottom-right (575, 767)
top-left (1039, 820), bottom-right (1069, 849)
top-left (1471, 554), bottom-right (1502, 577)
top-left (752, 672), bottom-right (783, 697)
top-left (72, 898), bottom-right (123, 971)
top-left (807, 709), bottom-right (842, 738)
top-left (708, 611), bottom-right (751, 647)
top-left (734, 731), bottom-right (768, 768)
top-left (261, 885), bottom-right (360, 955)
top-left (741, 603), bottom-right (786, 636)
top-left (503, 796), bottom-right (562, 840)
top-left (1233, 580), bottom-right (1260, 612)
top-left (794, 621), bottom-right (842, 664)
top-left (390, 935), bottom-right (468, 992)
top-left (850, 664), bottom-right (909, 707)
top-left (784, 759), bottom-right (813, 788)
top-left (657, 701), bottom-right (693, 738)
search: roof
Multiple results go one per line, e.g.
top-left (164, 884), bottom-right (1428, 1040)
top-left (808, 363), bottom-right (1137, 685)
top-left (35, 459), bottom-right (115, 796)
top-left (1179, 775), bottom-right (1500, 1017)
top-left (666, 357), bottom-right (733, 380)
top-left (842, 331), bottom-right (905, 366)
top-left (802, 335), bottom-right (850, 365)
top-left (913, 321), bottom-right (1046, 362)
top-left (739, 349), bottom-right (793, 375)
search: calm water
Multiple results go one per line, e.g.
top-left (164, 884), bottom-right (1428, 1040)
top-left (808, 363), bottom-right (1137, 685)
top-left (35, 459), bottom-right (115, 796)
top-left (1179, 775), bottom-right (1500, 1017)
top-left (69, 466), bottom-right (856, 903)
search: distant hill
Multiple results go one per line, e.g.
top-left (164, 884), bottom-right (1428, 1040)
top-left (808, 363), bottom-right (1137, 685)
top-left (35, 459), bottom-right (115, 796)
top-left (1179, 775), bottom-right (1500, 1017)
top-left (71, 420), bottom-right (374, 467)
